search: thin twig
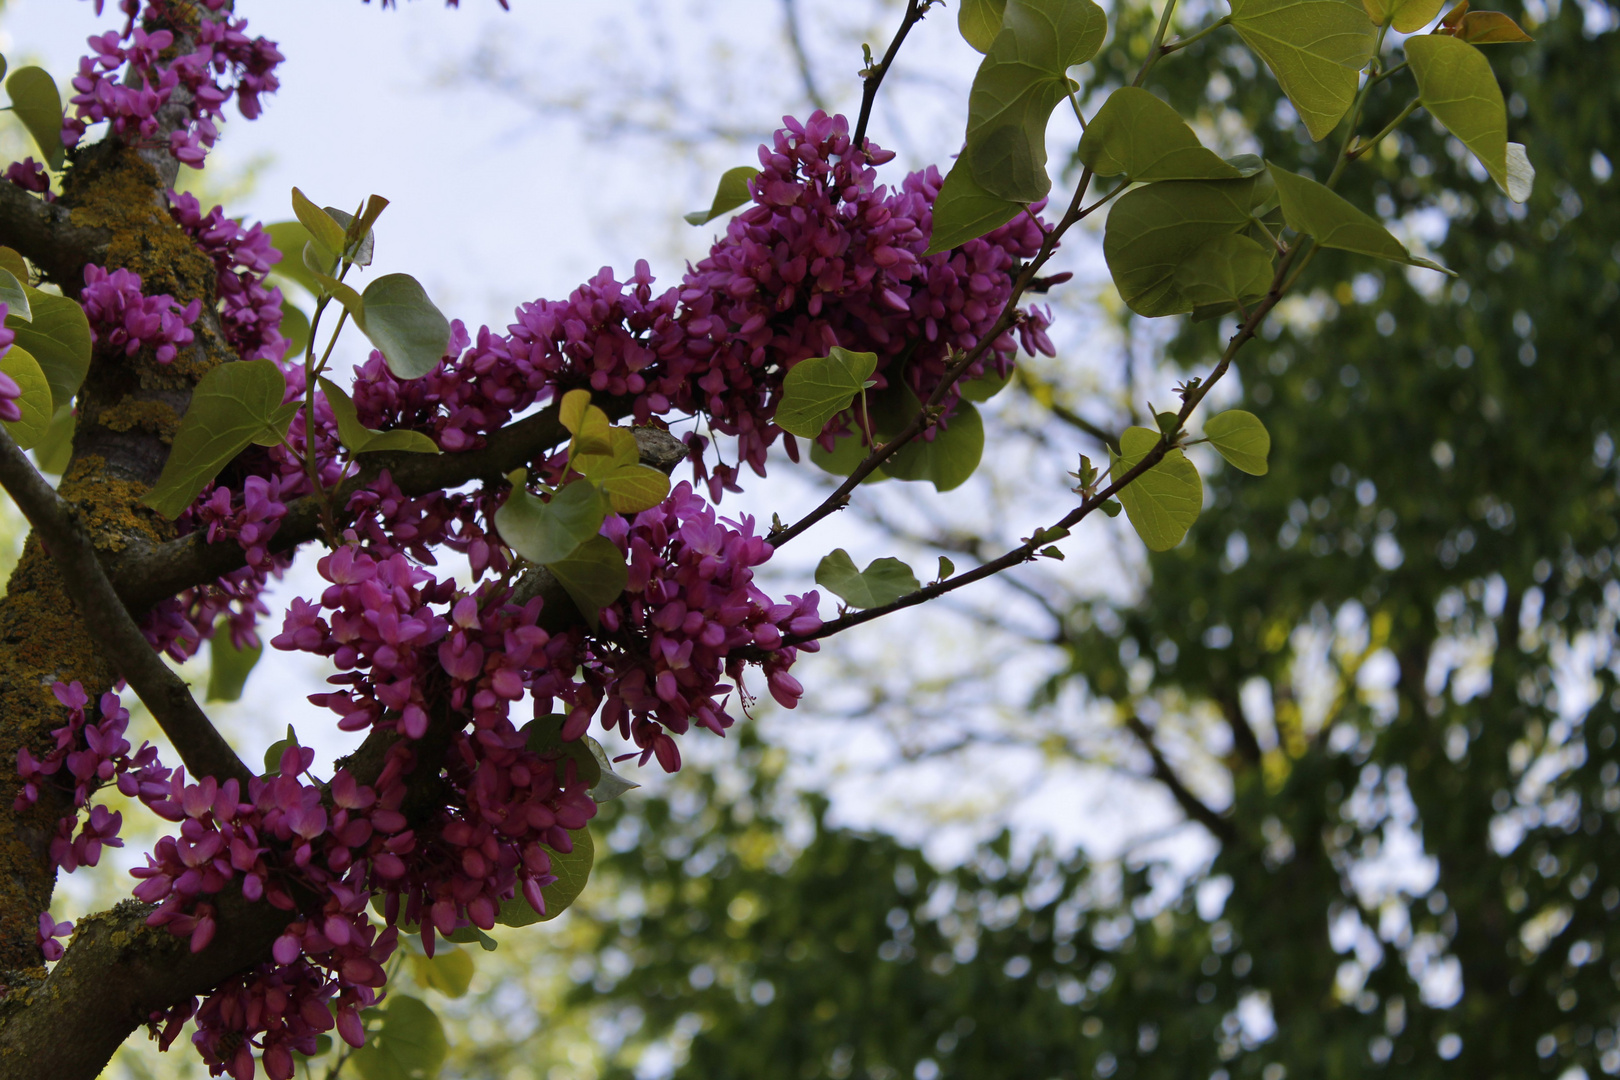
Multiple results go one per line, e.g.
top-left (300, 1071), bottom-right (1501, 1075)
top-left (1122, 713), bottom-right (1235, 843)
top-left (780, 0), bottom-right (829, 113)
top-left (852, 0), bottom-right (932, 156)
top-left (0, 426), bottom-right (253, 787)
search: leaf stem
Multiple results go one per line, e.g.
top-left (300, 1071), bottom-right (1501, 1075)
top-left (1348, 97), bottom-right (1421, 161)
top-left (1160, 14), bottom-right (1232, 55)
top-left (1133, 0), bottom-right (1183, 87)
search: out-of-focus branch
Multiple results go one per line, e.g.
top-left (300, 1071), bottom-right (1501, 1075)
top-left (1122, 713), bottom-right (1235, 844)
top-left (780, 0), bottom-right (829, 112)
top-left (0, 427), bottom-right (252, 788)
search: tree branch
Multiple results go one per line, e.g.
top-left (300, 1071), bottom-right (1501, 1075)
top-left (852, 0), bottom-right (932, 155)
top-left (0, 427), bottom-right (252, 787)
top-left (1122, 713), bottom-right (1235, 844)
top-left (0, 183), bottom-right (110, 291)
top-left (780, 0), bottom-right (828, 113)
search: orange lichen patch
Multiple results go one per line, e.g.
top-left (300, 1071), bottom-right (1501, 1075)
top-left (56, 459), bottom-right (170, 553)
top-left (0, 536), bottom-right (118, 972)
top-left (96, 398), bottom-right (181, 443)
top-left (62, 149), bottom-right (213, 302)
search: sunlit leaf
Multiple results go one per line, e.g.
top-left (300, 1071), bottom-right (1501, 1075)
top-left (1269, 165), bottom-right (1452, 272)
top-left (815, 548), bottom-right (920, 609)
top-left (0, 345), bottom-right (52, 450)
top-left (960, 0), bottom-right (1010, 51)
top-left (1405, 34), bottom-right (1511, 196)
top-left (30, 404), bottom-right (73, 474)
top-left (684, 166), bottom-right (760, 226)
top-left (264, 222), bottom-right (322, 298)
top-left (409, 947), bottom-right (475, 999)
top-left (319, 377), bottom-right (440, 455)
top-left (1203, 409), bottom-right (1271, 475)
top-left (1503, 141), bottom-right (1534, 203)
top-left (1077, 87), bottom-right (1246, 180)
top-left (1455, 10), bottom-right (1532, 41)
top-left (1227, 0), bottom-right (1376, 140)
top-left (1110, 425), bottom-right (1202, 551)
top-left (0, 268), bottom-right (32, 323)
top-left (291, 187), bottom-right (349, 259)
top-left (1363, 0), bottom-right (1443, 31)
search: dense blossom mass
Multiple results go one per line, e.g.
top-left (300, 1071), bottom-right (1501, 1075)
top-left (12, 2), bottom-right (1059, 1076)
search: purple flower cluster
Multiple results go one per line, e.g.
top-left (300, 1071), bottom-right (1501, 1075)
top-left (348, 113), bottom-right (1053, 492)
top-left (591, 482), bottom-right (820, 771)
top-left (66, 4), bottom-right (283, 167)
top-left (0, 304), bottom-right (20, 424)
top-left (3, 158), bottom-right (52, 200)
top-left (81, 264), bottom-right (202, 364)
top-left (169, 191), bottom-right (291, 364)
top-left (133, 748), bottom-right (411, 1080)
top-left (14, 682), bottom-right (168, 873)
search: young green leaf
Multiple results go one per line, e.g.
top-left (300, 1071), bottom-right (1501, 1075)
top-left (318, 377), bottom-right (440, 455)
top-left (360, 273), bottom-right (452, 380)
top-left (495, 479), bottom-right (609, 566)
top-left (350, 994), bottom-right (448, 1080)
top-left (583, 737), bottom-right (639, 801)
top-left (546, 535), bottom-right (629, 628)
top-left (1, 346), bottom-right (51, 451)
top-left (815, 548), bottom-right (920, 609)
top-left (290, 187), bottom-right (349, 259)
top-left (0, 246), bottom-right (27, 283)
top-left (1077, 87), bottom-right (1246, 181)
top-left (1172, 234), bottom-right (1276, 306)
top-left (1110, 425), bottom-right (1202, 551)
top-left (322, 204), bottom-right (377, 266)
top-left (1454, 10), bottom-right (1533, 42)
top-left (959, 0), bottom-right (1010, 51)
top-left (6, 67), bottom-right (65, 169)
top-left (775, 347), bottom-right (879, 438)
top-left (807, 426), bottom-right (891, 480)
top-left (496, 827), bottom-right (595, 927)
top-left (523, 714), bottom-right (605, 789)
top-left (925, 158), bottom-right (1024, 254)
top-left (249, 401), bottom-right (301, 449)
top-left (207, 625), bottom-right (264, 702)
top-left (303, 247), bottom-right (364, 318)
top-left (1228, 0), bottom-right (1376, 140)
top-left (0, 269), bottom-right (32, 322)
top-left (685, 166), bottom-right (760, 226)
top-left (30, 404), bottom-right (73, 475)
top-left (884, 400), bottom-right (986, 492)
top-left (1203, 409), bottom-right (1271, 475)
top-left (1405, 35), bottom-right (1511, 196)
top-left (964, 0), bottom-right (1108, 201)
top-left (9, 288), bottom-right (90, 411)
top-left (1269, 166), bottom-right (1452, 272)
top-left (408, 947), bottom-right (475, 999)
top-left (144, 360), bottom-right (293, 519)
top-left (1103, 178), bottom-right (1256, 316)
top-left (1363, 0), bottom-right (1443, 31)
top-left (598, 464), bottom-right (671, 515)
top-left (936, 555), bottom-right (956, 581)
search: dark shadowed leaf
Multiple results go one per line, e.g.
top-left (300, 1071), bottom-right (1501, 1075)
top-left (360, 273), bottom-right (452, 379)
top-left (143, 359), bottom-right (292, 519)
top-left (0, 268), bottom-right (32, 322)
top-left (1103, 178), bottom-right (1255, 316)
top-left (925, 158), bottom-right (1024, 254)
top-left (207, 625), bottom-right (263, 703)
top-left (350, 994), bottom-right (448, 1080)
top-left (1269, 165), bottom-right (1452, 272)
top-left (1172, 234), bottom-right (1276, 305)
top-left (884, 400), bottom-right (985, 492)
top-left (496, 827), bottom-right (595, 927)
top-left (319, 377), bottom-right (440, 455)
top-left (495, 478), bottom-right (609, 567)
top-left (547, 535), bottom-right (629, 629)
top-left (6, 67), bottom-right (64, 169)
